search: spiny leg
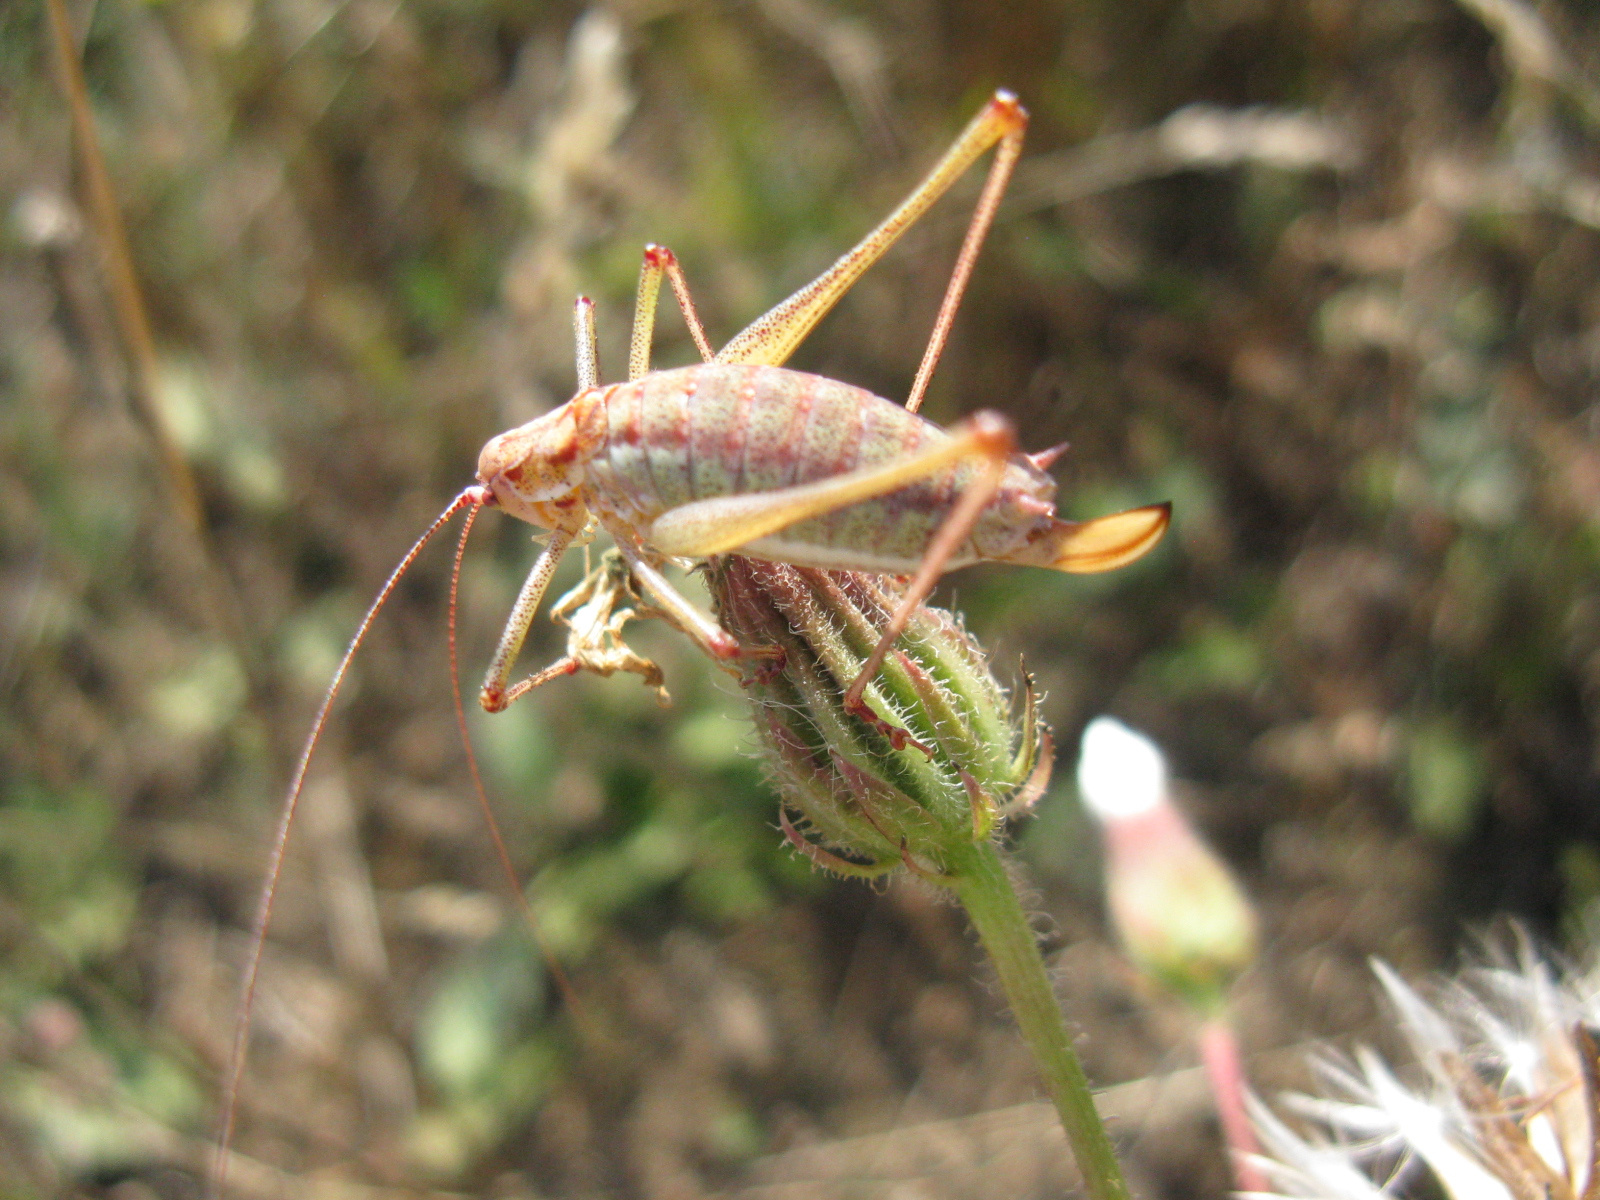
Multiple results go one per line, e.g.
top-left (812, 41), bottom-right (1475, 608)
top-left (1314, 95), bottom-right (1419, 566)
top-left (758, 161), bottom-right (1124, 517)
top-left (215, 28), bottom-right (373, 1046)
top-left (715, 91), bottom-right (1028, 370)
top-left (480, 526), bottom-right (579, 712)
top-left (841, 413), bottom-right (1015, 722)
top-left (492, 655), bottom-right (582, 710)
top-left (903, 107), bottom-right (1024, 414)
top-left (628, 243), bottom-right (715, 381)
top-left (610, 538), bottom-right (743, 661)
top-left (574, 296), bottom-right (599, 389)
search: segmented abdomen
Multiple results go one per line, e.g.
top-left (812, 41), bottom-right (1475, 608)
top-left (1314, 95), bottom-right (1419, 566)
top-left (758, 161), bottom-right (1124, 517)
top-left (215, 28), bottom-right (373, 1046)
top-left (578, 363), bottom-right (1054, 572)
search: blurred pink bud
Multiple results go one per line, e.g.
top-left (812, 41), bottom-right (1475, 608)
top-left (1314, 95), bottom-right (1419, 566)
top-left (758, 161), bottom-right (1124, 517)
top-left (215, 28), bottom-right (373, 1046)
top-left (23, 997), bottom-right (85, 1055)
top-left (1077, 717), bottom-right (1258, 1011)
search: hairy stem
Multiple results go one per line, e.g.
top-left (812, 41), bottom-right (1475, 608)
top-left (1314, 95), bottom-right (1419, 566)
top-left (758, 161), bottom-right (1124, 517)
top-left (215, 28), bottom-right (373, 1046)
top-left (947, 839), bottom-right (1132, 1200)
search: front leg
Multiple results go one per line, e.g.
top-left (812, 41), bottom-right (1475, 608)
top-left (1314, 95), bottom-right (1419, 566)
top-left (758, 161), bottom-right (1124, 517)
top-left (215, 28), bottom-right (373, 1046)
top-left (480, 526), bottom-right (578, 712)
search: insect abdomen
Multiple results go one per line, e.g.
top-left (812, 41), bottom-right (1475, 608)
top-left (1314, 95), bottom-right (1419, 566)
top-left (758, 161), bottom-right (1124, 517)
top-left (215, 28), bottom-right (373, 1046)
top-left (583, 363), bottom-right (1054, 570)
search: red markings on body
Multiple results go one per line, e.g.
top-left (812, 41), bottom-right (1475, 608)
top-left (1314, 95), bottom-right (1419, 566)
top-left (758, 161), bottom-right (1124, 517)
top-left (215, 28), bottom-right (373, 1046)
top-left (725, 380), bottom-right (754, 491)
top-left (618, 383), bottom-right (644, 446)
top-left (778, 372), bottom-right (817, 489)
top-left (547, 433), bottom-right (582, 466)
top-left (831, 386), bottom-right (866, 478)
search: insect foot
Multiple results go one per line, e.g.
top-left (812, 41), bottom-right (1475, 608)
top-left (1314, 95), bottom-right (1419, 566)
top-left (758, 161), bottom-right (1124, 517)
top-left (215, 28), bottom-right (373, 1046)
top-left (709, 557), bottom-right (1051, 878)
top-left (545, 549), bottom-right (673, 705)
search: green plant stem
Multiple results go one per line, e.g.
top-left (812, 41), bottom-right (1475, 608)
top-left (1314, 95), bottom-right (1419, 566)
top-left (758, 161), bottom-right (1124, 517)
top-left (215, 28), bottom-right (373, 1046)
top-left (948, 839), bottom-right (1132, 1200)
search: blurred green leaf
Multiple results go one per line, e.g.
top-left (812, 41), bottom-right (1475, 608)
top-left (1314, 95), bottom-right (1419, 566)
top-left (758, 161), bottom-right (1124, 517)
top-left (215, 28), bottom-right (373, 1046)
top-left (706, 1100), bottom-right (765, 1163)
top-left (147, 643), bottom-right (246, 740)
top-left (471, 698), bottom-right (555, 800)
top-left (1142, 620), bottom-right (1264, 697)
top-left (0, 780), bottom-right (134, 967)
top-left (1404, 719), bottom-right (1487, 839)
top-left (671, 707), bottom-right (748, 770)
top-left (417, 933), bottom-right (547, 1100)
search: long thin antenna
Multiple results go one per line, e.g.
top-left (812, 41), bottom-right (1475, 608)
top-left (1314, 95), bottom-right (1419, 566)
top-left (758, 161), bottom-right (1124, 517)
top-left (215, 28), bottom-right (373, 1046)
top-left (447, 500), bottom-right (594, 1041)
top-left (212, 485), bottom-right (487, 1199)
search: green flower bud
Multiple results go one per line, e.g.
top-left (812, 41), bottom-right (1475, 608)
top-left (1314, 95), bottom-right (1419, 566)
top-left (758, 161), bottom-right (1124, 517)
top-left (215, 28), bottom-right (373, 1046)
top-left (708, 556), bottom-right (1051, 880)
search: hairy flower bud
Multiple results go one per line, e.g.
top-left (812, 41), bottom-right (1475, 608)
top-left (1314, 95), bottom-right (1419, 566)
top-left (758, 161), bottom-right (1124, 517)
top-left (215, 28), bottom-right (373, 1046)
top-left (708, 556), bottom-right (1051, 879)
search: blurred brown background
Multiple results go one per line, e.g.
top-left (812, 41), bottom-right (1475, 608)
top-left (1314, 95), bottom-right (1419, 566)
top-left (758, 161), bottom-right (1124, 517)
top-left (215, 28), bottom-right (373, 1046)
top-left (3, 0), bottom-right (1599, 1195)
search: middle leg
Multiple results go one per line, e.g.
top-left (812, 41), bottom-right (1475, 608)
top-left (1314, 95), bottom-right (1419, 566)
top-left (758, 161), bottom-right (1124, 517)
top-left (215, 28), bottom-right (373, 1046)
top-left (611, 540), bottom-right (742, 661)
top-left (607, 534), bottom-right (787, 674)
